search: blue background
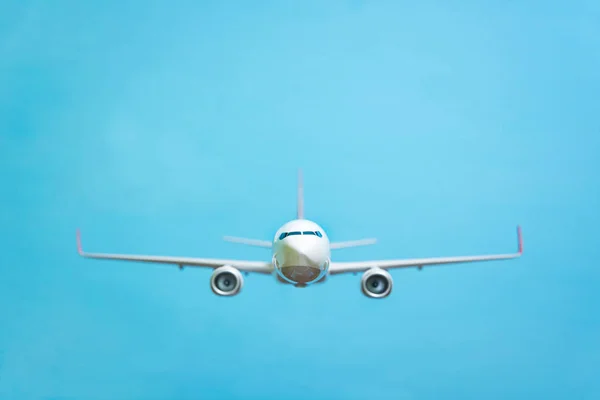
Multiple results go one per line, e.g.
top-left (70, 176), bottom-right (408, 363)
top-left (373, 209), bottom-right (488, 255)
top-left (1, 1), bottom-right (599, 399)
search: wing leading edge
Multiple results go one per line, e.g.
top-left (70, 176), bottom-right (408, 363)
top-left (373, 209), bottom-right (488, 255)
top-left (76, 230), bottom-right (274, 274)
top-left (329, 226), bottom-right (523, 275)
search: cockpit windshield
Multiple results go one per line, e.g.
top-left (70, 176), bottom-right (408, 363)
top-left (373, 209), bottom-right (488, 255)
top-left (278, 231), bottom-right (323, 240)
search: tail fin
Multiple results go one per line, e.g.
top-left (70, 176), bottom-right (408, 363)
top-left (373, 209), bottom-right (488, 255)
top-left (297, 168), bottom-right (304, 219)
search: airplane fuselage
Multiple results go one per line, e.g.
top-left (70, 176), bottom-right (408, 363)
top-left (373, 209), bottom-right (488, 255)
top-left (272, 219), bottom-right (331, 286)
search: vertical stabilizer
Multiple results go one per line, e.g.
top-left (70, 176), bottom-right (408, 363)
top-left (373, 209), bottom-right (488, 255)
top-left (297, 169), bottom-right (304, 219)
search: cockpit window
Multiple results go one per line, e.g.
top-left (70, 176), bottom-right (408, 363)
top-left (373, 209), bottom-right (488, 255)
top-left (278, 231), bottom-right (323, 240)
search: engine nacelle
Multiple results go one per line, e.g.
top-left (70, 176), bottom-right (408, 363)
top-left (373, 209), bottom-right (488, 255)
top-left (210, 265), bottom-right (243, 296)
top-left (361, 268), bottom-right (393, 298)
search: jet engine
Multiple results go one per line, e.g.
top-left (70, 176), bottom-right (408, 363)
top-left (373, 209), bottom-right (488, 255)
top-left (210, 265), bottom-right (243, 296)
top-left (361, 268), bottom-right (393, 298)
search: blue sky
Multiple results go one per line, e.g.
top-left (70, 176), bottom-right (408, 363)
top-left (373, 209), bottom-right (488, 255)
top-left (1, 1), bottom-right (599, 399)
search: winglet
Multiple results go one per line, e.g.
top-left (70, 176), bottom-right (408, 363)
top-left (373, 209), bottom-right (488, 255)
top-left (517, 225), bottom-right (523, 254)
top-left (76, 229), bottom-right (84, 255)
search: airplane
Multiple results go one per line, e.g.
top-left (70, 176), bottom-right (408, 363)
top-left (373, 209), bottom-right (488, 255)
top-left (76, 170), bottom-right (524, 298)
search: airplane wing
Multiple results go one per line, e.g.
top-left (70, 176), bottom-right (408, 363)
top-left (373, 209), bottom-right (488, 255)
top-left (329, 226), bottom-right (523, 275)
top-left (76, 230), bottom-right (274, 274)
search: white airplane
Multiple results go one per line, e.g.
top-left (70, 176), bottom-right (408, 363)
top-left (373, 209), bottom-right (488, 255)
top-left (76, 170), bottom-right (524, 298)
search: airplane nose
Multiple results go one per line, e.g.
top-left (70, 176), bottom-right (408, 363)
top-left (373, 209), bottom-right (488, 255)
top-left (275, 236), bottom-right (328, 285)
top-left (281, 237), bottom-right (321, 266)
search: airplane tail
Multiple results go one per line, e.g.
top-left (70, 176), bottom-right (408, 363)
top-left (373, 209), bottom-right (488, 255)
top-left (297, 168), bottom-right (304, 220)
top-left (223, 169), bottom-right (304, 248)
top-left (223, 169), bottom-right (376, 249)
top-left (296, 168), bottom-right (377, 249)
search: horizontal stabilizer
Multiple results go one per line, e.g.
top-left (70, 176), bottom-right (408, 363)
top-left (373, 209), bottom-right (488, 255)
top-left (330, 238), bottom-right (377, 250)
top-left (223, 236), bottom-right (272, 248)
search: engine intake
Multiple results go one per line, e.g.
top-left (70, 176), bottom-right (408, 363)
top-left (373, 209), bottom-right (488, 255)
top-left (210, 266), bottom-right (243, 296)
top-left (361, 268), bottom-right (393, 298)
